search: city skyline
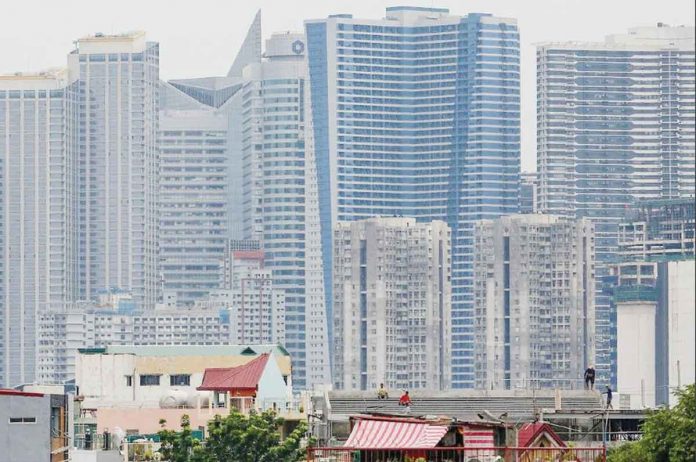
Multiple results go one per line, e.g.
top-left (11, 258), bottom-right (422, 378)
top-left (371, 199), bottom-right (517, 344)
top-left (1, 1), bottom-right (693, 172)
top-left (0, 5), bottom-right (693, 393)
top-left (0, 3), bottom-right (693, 460)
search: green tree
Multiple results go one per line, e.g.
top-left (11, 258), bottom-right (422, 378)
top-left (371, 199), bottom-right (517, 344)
top-left (158, 410), bottom-right (309, 462)
top-left (607, 384), bottom-right (695, 462)
top-left (158, 415), bottom-right (209, 462)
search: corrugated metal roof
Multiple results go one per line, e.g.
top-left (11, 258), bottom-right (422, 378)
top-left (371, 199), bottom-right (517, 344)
top-left (197, 354), bottom-right (270, 392)
top-left (344, 417), bottom-right (448, 449)
top-left (517, 422), bottom-right (565, 448)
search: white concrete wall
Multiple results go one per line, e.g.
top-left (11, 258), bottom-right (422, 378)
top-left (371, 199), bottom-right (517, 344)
top-left (617, 301), bottom-right (656, 408)
top-left (257, 357), bottom-right (291, 411)
top-left (77, 353), bottom-right (213, 406)
top-left (668, 260), bottom-right (695, 406)
top-left (77, 353), bottom-right (137, 403)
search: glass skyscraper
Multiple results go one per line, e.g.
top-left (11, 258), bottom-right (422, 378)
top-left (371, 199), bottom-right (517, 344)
top-left (157, 13), bottom-right (262, 307)
top-left (306, 6), bottom-right (521, 388)
top-left (241, 32), bottom-right (330, 390)
top-left (537, 25), bottom-right (695, 387)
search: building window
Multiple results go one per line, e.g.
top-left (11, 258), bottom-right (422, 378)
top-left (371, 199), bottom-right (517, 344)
top-left (139, 375), bottom-right (161, 386)
top-left (170, 374), bottom-right (191, 386)
top-left (125, 375), bottom-right (133, 387)
top-left (9, 417), bottom-right (37, 424)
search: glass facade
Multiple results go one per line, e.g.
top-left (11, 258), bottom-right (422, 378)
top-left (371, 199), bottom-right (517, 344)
top-left (537, 26), bottom-right (696, 387)
top-left (306, 8), bottom-right (521, 388)
top-left (241, 33), bottom-right (331, 390)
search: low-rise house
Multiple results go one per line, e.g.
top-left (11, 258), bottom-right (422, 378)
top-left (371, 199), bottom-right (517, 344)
top-left (0, 388), bottom-right (71, 462)
top-left (74, 345), bottom-right (301, 437)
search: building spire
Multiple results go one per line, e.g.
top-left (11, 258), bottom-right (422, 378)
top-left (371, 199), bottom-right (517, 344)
top-left (227, 10), bottom-right (262, 78)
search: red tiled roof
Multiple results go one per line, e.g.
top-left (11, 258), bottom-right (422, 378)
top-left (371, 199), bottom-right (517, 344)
top-left (518, 422), bottom-right (565, 448)
top-left (0, 388), bottom-right (44, 397)
top-left (197, 353), bottom-right (269, 392)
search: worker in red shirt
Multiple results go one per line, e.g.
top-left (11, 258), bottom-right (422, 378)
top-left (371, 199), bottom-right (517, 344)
top-left (399, 390), bottom-right (412, 407)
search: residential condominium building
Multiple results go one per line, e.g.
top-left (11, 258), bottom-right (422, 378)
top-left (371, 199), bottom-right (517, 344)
top-left (38, 295), bottom-right (284, 385)
top-left (156, 12), bottom-right (264, 307)
top-left (159, 82), bottom-right (240, 306)
top-left (613, 259), bottom-right (694, 409)
top-left (537, 24), bottom-right (695, 387)
top-left (617, 199), bottom-right (695, 261)
top-left (240, 29), bottom-right (330, 389)
top-left (612, 199), bottom-right (694, 407)
top-left (0, 32), bottom-right (160, 387)
top-left (333, 217), bottom-right (452, 391)
top-left (473, 214), bottom-right (595, 390)
top-left (75, 32), bottom-right (160, 310)
top-left (305, 7), bottom-right (521, 388)
top-left (0, 70), bottom-right (79, 387)
top-left (203, 247), bottom-right (286, 345)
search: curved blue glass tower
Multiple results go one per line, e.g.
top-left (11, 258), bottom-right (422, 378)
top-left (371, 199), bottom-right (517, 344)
top-left (306, 7), bottom-right (521, 388)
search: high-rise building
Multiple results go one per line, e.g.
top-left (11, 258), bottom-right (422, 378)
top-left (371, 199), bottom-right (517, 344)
top-left (305, 6), bottom-right (521, 388)
top-left (333, 217), bottom-right (452, 391)
top-left (614, 260), bottom-right (695, 408)
top-left (74, 32), bottom-right (160, 309)
top-left (617, 199), bottom-right (695, 261)
top-left (205, 248), bottom-right (285, 345)
top-left (159, 83), bottom-right (239, 306)
top-left (0, 32), bottom-right (159, 387)
top-left (612, 199), bottom-right (694, 407)
top-left (537, 24), bottom-right (696, 387)
top-left (157, 13), bottom-right (264, 307)
top-left (473, 214), bottom-right (595, 390)
top-left (240, 31), bottom-right (329, 389)
top-left (0, 70), bottom-right (79, 387)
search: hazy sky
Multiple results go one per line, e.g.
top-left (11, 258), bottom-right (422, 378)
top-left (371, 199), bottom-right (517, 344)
top-left (1, 0), bottom-right (693, 170)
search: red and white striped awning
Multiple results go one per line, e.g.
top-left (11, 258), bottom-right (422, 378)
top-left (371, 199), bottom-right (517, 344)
top-left (462, 429), bottom-right (495, 448)
top-left (344, 418), bottom-right (449, 449)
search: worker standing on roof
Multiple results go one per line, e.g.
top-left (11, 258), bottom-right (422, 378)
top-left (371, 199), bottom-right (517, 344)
top-left (584, 365), bottom-right (596, 390)
top-left (603, 386), bottom-right (613, 410)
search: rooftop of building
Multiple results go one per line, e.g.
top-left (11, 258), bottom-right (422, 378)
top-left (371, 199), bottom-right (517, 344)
top-left (335, 216), bottom-right (450, 228)
top-left (309, 7), bottom-right (516, 27)
top-left (318, 390), bottom-right (606, 422)
top-left (0, 388), bottom-right (45, 398)
top-left (385, 6), bottom-right (451, 14)
top-left (538, 24), bottom-right (695, 50)
top-left (76, 31), bottom-right (146, 43)
top-left (78, 344), bottom-right (289, 357)
top-left (0, 68), bottom-right (73, 89)
top-left (74, 31), bottom-right (150, 55)
top-left (197, 354), bottom-right (270, 392)
top-left (478, 213), bottom-right (591, 226)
